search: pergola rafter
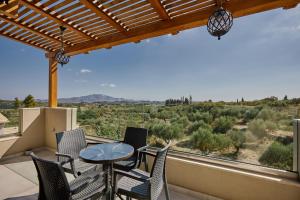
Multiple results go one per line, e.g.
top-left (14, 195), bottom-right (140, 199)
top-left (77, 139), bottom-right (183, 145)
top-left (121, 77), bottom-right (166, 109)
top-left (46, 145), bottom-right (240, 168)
top-left (19, 0), bottom-right (95, 40)
top-left (79, 0), bottom-right (127, 33)
top-left (148, 0), bottom-right (170, 20)
top-left (0, 15), bottom-right (62, 46)
top-left (0, 0), bottom-right (299, 107)
top-left (64, 0), bottom-right (300, 55)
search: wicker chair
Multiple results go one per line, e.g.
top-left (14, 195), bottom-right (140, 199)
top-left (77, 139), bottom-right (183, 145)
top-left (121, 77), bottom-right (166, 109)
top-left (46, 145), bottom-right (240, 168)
top-left (114, 127), bottom-right (149, 172)
top-left (56, 128), bottom-right (102, 177)
top-left (113, 143), bottom-right (171, 200)
top-left (30, 152), bottom-right (105, 200)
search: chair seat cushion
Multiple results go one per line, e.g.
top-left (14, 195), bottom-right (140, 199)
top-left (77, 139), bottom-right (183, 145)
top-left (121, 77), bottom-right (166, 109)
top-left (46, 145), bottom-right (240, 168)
top-left (114, 156), bottom-right (137, 171)
top-left (62, 159), bottom-right (99, 176)
top-left (117, 169), bottom-right (150, 200)
top-left (71, 171), bottom-right (105, 200)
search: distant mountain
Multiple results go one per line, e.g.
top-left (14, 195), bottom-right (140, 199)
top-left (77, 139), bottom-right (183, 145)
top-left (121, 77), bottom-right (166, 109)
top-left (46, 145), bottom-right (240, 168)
top-left (55, 94), bottom-right (136, 103)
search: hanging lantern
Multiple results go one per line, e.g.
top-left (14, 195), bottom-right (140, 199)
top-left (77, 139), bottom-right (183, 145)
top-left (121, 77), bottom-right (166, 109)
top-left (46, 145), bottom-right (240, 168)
top-left (207, 6), bottom-right (233, 40)
top-left (55, 26), bottom-right (70, 66)
top-left (0, 0), bottom-right (9, 4)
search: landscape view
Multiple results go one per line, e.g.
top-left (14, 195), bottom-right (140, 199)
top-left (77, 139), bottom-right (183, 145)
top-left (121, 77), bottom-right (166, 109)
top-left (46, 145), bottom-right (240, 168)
top-left (0, 94), bottom-right (297, 171)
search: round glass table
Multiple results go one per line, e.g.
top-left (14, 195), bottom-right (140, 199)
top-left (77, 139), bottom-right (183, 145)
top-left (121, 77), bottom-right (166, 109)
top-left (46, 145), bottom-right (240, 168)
top-left (79, 143), bottom-right (134, 200)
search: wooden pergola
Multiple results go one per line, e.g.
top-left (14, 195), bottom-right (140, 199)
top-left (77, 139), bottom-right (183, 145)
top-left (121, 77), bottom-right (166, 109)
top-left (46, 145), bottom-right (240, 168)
top-left (1, 0), bottom-right (299, 107)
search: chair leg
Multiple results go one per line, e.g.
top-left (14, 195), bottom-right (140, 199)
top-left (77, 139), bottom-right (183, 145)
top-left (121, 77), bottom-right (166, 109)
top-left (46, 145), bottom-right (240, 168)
top-left (144, 155), bottom-right (149, 172)
top-left (163, 175), bottom-right (170, 200)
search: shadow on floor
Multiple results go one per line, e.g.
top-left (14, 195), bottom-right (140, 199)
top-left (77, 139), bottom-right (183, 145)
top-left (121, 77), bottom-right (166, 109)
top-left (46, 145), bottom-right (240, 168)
top-left (4, 193), bottom-right (38, 200)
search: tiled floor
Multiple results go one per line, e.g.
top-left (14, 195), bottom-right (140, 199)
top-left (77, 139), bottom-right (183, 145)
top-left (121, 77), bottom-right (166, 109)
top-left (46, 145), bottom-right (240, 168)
top-left (0, 149), bottom-right (208, 200)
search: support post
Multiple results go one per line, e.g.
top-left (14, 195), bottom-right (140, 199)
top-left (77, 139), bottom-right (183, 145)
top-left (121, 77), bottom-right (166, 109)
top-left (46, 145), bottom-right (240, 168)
top-left (293, 119), bottom-right (300, 179)
top-left (48, 56), bottom-right (58, 107)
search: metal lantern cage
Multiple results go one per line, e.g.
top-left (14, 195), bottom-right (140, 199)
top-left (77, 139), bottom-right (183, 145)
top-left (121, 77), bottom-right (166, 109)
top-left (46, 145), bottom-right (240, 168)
top-left (55, 26), bottom-right (70, 66)
top-left (0, 0), bottom-right (9, 4)
top-left (207, 7), bottom-right (233, 40)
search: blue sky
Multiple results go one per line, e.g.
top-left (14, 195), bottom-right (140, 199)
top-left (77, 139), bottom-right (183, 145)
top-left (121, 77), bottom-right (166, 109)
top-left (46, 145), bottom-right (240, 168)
top-left (0, 6), bottom-right (300, 101)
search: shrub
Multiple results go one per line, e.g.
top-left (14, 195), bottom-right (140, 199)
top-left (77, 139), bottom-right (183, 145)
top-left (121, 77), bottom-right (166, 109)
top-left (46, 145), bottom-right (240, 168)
top-left (148, 122), bottom-right (183, 143)
top-left (191, 127), bottom-right (232, 152)
top-left (259, 142), bottom-right (293, 170)
top-left (148, 135), bottom-right (165, 148)
top-left (188, 111), bottom-right (213, 123)
top-left (243, 108), bottom-right (260, 122)
top-left (248, 119), bottom-right (267, 138)
top-left (264, 120), bottom-right (277, 131)
top-left (214, 134), bottom-right (232, 151)
top-left (257, 107), bottom-right (276, 121)
top-left (213, 116), bottom-right (234, 134)
top-left (187, 120), bottom-right (211, 134)
top-left (191, 128), bottom-right (215, 152)
top-left (228, 130), bottom-right (246, 153)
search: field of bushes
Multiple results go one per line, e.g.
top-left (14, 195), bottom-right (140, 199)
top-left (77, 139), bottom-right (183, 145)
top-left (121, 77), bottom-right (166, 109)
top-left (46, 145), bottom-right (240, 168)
top-left (0, 97), bottom-right (298, 171)
top-left (77, 98), bottom-right (300, 171)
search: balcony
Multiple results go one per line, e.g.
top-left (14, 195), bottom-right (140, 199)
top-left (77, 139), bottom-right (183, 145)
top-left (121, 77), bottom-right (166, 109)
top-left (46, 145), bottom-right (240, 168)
top-left (0, 107), bottom-right (299, 200)
top-left (1, 0), bottom-right (300, 199)
top-left (0, 148), bottom-right (205, 200)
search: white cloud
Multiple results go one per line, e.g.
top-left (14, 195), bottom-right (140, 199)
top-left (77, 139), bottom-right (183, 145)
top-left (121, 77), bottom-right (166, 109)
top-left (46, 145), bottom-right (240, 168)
top-left (80, 69), bottom-right (92, 73)
top-left (100, 83), bottom-right (116, 88)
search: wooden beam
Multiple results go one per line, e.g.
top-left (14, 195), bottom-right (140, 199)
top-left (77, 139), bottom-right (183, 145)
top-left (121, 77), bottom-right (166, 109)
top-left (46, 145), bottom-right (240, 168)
top-left (148, 0), bottom-right (170, 20)
top-left (0, 31), bottom-right (49, 51)
top-left (49, 56), bottom-right (58, 108)
top-left (79, 0), bottom-right (127, 33)
top-left (0, 15), bottom-right (62, 45)
top-left (19, 0), bottom-right (95, 40)
top-left (0, 0), bottom-right (19, 18)
top-left (65, 0), bottom-right (300, 55)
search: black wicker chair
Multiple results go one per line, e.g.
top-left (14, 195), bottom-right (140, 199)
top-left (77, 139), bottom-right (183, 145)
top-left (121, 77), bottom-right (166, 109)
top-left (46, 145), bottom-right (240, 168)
top-left (56, 128), bottom-right (102, 177)
top-left (30, 152), bottom-right (105, 200)
top-left (114, 127), bottom-right (149, 172)
top-left (113, 143), bottom-right (171, 200)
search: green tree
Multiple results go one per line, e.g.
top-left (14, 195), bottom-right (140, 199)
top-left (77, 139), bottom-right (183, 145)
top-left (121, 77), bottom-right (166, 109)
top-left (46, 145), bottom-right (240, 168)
top-left (228, 130), bottom-right (246, 153)
top-left (23, 95), bottom-right (36, 108)
top-left (189, 95), bottom-right (192, 104)
top-left (283, 95), bottom-right (288, 101)
top-left (213, 116), bottom-right (234, 134)
top-left (14, 97), bottom-right (21, 109)
top-left (191, 127), bottom-right (215, 152)
top-left (149, 122), bottom-right (182, 143)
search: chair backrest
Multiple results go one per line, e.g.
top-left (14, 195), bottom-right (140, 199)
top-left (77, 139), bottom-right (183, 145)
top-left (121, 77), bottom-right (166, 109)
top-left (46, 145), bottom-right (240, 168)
top-left (30, 153), bottom-right (71, 200)
top-left (123, 127), bottom-right (148, 155)
top-left (56, 128), bottom-right (87, 161)
top-left (150, 143), bottom-right (171, 200)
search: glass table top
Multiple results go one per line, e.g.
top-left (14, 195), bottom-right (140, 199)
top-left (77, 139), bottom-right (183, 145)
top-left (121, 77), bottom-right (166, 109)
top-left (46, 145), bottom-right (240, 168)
top-left (79, 142), bottom-right (134, 164)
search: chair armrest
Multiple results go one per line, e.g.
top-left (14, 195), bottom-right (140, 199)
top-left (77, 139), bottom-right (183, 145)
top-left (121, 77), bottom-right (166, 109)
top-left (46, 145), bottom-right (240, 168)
top-left (114, 169), bottom-right (149, 182)
top-left (136, 145), bottom-right (150, 168)
top-left (55, 153), bottom-right (76, 176)
top-left (140, 151), bottom-right (156, 157)
top-left (86, 142), bottom-right (104, 146)
top-left (55, 153), bottom-right (74, 163)
top-left (137, 145), bottom-right (149, 152)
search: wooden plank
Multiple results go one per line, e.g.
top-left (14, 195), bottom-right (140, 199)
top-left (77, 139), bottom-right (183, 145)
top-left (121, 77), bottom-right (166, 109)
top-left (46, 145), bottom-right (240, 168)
top-left (0, 30), bottom-right (48, 51)
top-left (65, 0), bottom-right (300, 55)
top-left (48, 56), bottom-right (58, 107)
top-left (79, 0), bottom-right (127, 33)
top-left (20, 0), bottom-right (95, 40)
top-left (148, 0), bottom-right (171, 20)
top-left (0, 15), bottom-right (62, 45)
top-left (0, 0), bottom-right (19, 18)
